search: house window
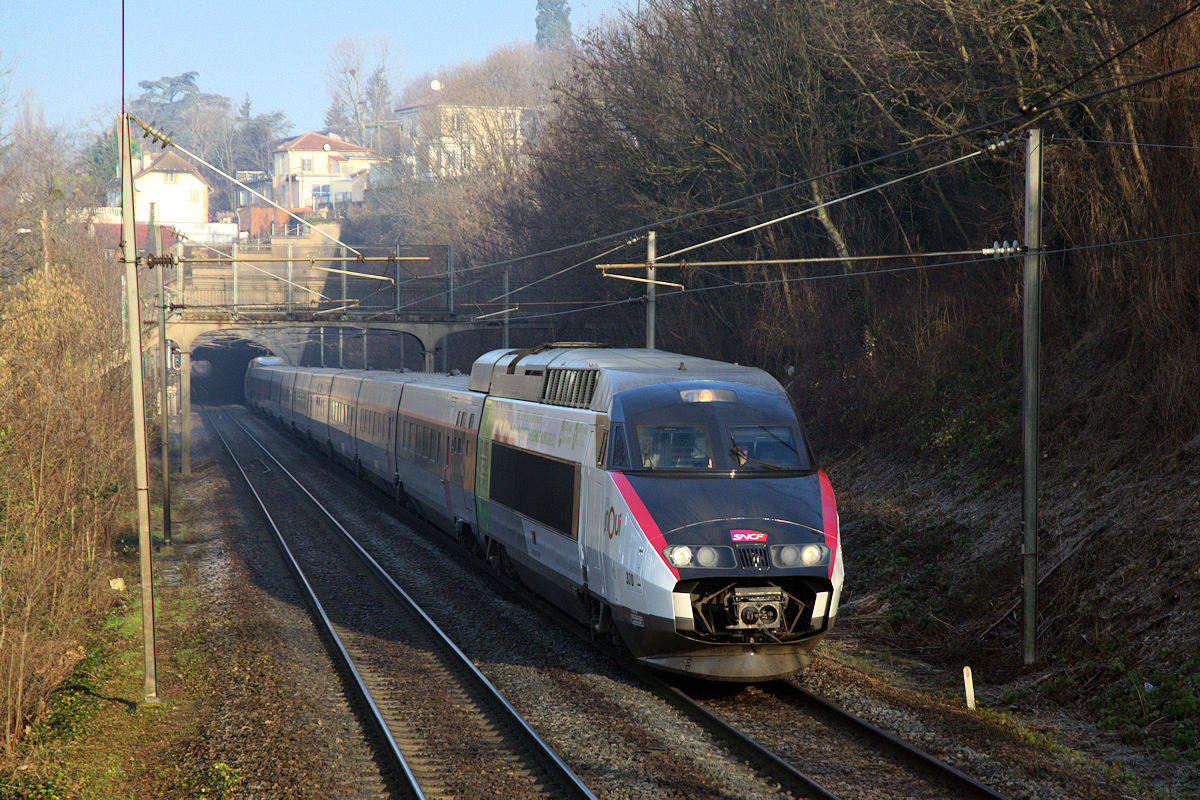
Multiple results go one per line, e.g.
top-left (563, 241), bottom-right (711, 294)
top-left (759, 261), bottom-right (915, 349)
top-left (330, 160), bottom-right (340, 175)
top-left (163, 173), bottom-right (178, 184)
top-left (190, 190), bottom-right (199, 202)
top-left (301, 157), bottom-right (313, 172)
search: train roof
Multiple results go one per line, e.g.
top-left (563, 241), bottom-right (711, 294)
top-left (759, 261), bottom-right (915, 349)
top-left (468, 344), bottom-right (783, 411)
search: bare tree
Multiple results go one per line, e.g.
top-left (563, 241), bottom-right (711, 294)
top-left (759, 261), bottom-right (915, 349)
top-left (0, 90), bottom-right (128, 755)
top-left (324, 35), bottom-right (400, 146)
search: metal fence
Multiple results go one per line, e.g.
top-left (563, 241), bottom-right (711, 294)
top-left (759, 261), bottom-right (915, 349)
top-left (171, 244), bottom-right (506, 318)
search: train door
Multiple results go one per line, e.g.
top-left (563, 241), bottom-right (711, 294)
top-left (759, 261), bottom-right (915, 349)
top-left (446, 401), bottom-right (472, 527)
top-left (581, 422), bottom-right (611, 600)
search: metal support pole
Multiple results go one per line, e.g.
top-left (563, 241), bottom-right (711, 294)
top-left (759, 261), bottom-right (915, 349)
top-left (1022, 128), bottom-right (1043, 666)
top-left (180, 348), bottom-right (192, 477)
top-left (448, 244), bottom-right (455, 315)
top-left (152, 212), bottom-right (171, 546)
top-left (231, 241), bottom-right (239, 311)
top-left (340, 245), bottom-right (348, 309)
top-left (119, 114), bottom-right (158, 703)
top-left (503, 267), bottom-right (510, 348)
top-left (339, 326), bottom-right (345, 369)
top-left (646, 231), bottom-right (657, 349)
top-left (174, 240), bottom-right (183, 302)
top-left (320, 327), bottom-right (326, 367)
top-left (41, 207), bottom-right (50, 275)
top-left (395, 245), bottom-right (402, 314)
top-left (286, 243), bottom-right (294, 308)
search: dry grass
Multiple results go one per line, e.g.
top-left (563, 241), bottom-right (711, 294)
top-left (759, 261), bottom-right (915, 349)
top-left (0, 269), bottom-right (130, 755)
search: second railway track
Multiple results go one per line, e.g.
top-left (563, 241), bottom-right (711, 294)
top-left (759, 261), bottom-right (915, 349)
top-left (205, 407), bottom-right (594, 800)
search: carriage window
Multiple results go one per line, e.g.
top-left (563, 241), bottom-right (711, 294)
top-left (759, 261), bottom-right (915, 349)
top-left (636, 425), bottom-right (713, 469)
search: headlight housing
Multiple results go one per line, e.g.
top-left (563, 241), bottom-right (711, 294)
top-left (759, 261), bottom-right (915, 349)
top-left (771, 543), bottom-right (830, 568)
top-left (662, 544), bottom-right (736, 569)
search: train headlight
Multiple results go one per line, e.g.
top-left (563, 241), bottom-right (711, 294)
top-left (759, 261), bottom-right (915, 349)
top-left (771, 543), bottom-right (830, 569)
top-left (776, 545), bottom-right (802, 567)
top-left (666, 545), bottom-right (694, 568)
top-left (662, 544), bottom-right (736, 569)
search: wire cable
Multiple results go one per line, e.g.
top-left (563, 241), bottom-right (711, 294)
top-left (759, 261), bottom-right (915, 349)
top-left (485, 239), bottom-right (632, 303)
top-left (659, 150), bottom-right (986, 260)
top-left (456, 46), bottom-right (1200, 280)
top-left (1022, 1), bottom-right (1200, 112)
top-left (507, 225), bottom-right (1200, 322)
top-left (1050, 137), bottom-right (1200, 151)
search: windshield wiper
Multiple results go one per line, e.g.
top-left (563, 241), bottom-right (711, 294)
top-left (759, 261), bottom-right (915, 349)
top-left (729, 437), bottom-right (785, 470)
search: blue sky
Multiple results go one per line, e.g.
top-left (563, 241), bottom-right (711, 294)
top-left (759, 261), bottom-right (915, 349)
top-left (1, 0), bottom-right (627, 137)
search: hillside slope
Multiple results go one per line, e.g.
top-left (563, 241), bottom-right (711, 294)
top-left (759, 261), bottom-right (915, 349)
top-left (829, 435), bottom-right (1200, 783)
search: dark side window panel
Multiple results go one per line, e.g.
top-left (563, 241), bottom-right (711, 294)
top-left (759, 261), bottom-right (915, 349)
top-left (608, 422), bottom-right (629, 470)
top-left (489, 442), bottom-right (578, 539)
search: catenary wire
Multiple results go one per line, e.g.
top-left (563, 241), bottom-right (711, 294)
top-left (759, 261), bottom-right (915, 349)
top-left (456, 57), bottom-right (1200, 280)
top-left (469, 57), bottom-right (1200, 309)
top-left (127, 116), bottom-right (364, 257)
top-left (1022, 1), bottom-right (1200, 112)
top-left (506, 226), bottom-right (1200, 322)
top-left (1050, 137), bottom-right (1200, 151)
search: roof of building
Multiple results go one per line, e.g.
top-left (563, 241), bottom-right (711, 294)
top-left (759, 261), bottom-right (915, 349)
top-left (394, 97), bottom-right (528, 114)
top-left (274, 132), bottom-right (371, 154)
top-left (90, 222), bottom-right (182, 252)
top-left (134, 151), bottom-right (211, 186)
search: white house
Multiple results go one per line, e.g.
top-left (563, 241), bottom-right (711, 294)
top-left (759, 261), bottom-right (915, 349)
top-left (130, 151), bottom-right (211, 224)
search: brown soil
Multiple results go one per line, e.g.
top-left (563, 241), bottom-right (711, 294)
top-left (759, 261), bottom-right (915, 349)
top-left (829, 438), bottom-right (1200, 799)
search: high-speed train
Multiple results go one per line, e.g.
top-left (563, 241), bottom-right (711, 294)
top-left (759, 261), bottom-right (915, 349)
top-left (245, 344), bottom-right (843, 681)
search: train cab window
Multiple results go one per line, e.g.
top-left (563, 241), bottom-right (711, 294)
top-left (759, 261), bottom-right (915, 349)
top-left (636, 425), bottom-right (713, 469)
top-left (728, 425), bottom-right (804, 470)
top-left (607, 423), bottom-right (629, 469)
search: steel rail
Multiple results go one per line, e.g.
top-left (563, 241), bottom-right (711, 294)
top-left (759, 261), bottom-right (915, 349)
top-left (226, 403), bottom-right (1002, 799)
top-left (767, 681), bottom-right (1011, 800)
top-left (482, 565), bottom-right (840, 800)
top-left (217, 409), bottom-right (597, 800)
top-left (476, 528), bottom-right (1010, 800)
top-left (204, 408), bottom-right (425, 799)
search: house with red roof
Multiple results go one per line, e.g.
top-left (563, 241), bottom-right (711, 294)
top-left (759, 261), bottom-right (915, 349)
top-left (270, 132), bottom-right (379, 212)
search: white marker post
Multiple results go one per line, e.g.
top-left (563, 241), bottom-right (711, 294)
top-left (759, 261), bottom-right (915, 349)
top-left (963, 666), bottom-right (977, 710)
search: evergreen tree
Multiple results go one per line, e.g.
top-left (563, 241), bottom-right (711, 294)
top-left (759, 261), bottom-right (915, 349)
top-left (535, 0), bottom-right (572, 49)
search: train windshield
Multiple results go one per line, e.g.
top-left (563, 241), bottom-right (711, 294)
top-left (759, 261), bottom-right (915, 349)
top-left (636, 425), bottom-right (714, 469)
top-left (728, 425), bottom-right (804, 470)
top-left (611, 383), bottom-right (814, 474)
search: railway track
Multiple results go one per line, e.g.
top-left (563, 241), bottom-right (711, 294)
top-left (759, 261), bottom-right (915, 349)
top-left (204, 408), bottom-right (595, 800)
top-left (678, 679), bottom-right (1012, 800)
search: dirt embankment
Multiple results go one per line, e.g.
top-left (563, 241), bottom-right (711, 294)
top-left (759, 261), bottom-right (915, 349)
top-left (827, 436), bottom-right (1200, 794)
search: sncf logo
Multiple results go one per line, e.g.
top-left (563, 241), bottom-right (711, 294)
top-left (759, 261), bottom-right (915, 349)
top-left (730, 530), bottom-right (768, 542)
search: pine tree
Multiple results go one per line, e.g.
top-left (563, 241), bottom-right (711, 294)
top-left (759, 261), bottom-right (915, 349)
top-left (535, 0), bottom-right (572, 49)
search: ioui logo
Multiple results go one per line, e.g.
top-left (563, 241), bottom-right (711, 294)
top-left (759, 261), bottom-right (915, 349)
top-left (730, 529), bottom-right (768, 542)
